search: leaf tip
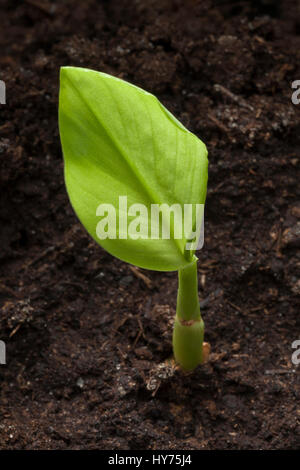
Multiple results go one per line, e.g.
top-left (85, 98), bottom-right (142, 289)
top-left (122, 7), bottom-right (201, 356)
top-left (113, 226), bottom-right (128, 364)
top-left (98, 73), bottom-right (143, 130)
top-left (60, 66), bottom-right (76, 83)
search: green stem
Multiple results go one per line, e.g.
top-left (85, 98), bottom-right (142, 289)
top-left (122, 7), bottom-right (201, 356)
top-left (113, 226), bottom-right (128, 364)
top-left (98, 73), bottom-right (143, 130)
top-left (172, 255), bottom-right (204, 370)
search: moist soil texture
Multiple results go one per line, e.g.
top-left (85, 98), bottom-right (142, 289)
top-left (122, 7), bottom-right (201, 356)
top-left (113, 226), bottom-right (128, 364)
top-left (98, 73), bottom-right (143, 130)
top-left (0, 0), bottom-right (300, 450)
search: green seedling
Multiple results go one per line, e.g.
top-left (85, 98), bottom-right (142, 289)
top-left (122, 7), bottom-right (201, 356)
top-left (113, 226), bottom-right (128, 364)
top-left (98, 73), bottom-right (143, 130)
top-left (59, 66), bottom-right (209, 370)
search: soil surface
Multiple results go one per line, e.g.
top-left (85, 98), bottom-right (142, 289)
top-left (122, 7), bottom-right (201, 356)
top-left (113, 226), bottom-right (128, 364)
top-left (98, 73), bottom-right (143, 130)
top-left (0, 0), bottom-right (300, 450)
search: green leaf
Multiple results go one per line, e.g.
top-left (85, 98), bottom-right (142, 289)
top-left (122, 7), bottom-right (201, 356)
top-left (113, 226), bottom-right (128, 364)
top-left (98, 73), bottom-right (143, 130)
top-left (59, 66), bottom-right (208, 271)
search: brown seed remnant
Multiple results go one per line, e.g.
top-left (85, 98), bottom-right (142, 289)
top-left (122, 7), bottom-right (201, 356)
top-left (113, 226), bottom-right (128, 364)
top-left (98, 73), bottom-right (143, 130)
top-left (202, 342), bottom-right (211, 363)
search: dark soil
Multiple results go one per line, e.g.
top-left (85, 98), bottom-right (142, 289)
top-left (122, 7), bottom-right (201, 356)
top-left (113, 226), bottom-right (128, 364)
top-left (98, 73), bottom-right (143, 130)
top-left (0, 0), bottom-right (299, 450)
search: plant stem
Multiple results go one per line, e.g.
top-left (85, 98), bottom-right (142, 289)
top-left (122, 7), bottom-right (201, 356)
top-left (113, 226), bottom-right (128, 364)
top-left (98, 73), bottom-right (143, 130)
top-left (172, 255), bottom-right (204, 370)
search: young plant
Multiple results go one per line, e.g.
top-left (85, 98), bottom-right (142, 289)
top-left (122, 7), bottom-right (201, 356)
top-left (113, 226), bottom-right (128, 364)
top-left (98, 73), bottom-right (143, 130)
top-left (59, 66), bottom-right (208, 371)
